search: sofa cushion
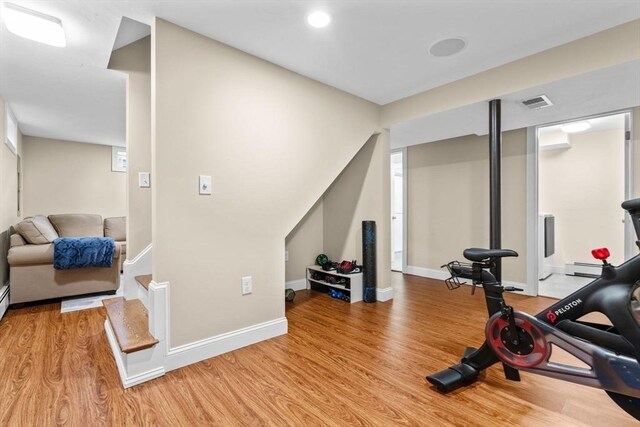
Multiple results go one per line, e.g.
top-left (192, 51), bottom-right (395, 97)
top-left (104, 216), bottom-right (126, 241)
top-left (15, 215), bottom-right (59, 244)
top-left (49, 214), bottom-right (104, 238)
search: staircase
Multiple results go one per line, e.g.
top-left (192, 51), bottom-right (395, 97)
top-left (134, 274), bottom-right (152, 307)
top-left (135, 274), bottom-right (152, 291)
top-left (104, 245), bottom-right (166, 388)
top-left (103, 297), bottom-right (158, 353)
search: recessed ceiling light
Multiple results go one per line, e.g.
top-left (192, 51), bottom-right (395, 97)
top-left (307, 11), bottom-right (331, 28)
top-left (429, 38), bottom-right (466, 57)
top-left (2, 3), bottom-right (66, 47)
top-left (560, 121), bottom-right (591, 134)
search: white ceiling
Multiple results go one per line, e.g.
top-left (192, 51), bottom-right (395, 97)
top-left (391, 60), bottom-right (640, 148)
top-left (538, 113), bottom-right (625, 151)
top-left (0, 1), bottom-right (639, 146)
top-left (539, 113), bottom-right (626, 136)
top-left (112, 17), bottom-right (150, 52)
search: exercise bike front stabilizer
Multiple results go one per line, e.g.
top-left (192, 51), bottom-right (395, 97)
top-left (426, 198), bottom-right (640, 421)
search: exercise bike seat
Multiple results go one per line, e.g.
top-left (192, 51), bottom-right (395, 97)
top-left (463, 248), bottom-right (518, 262)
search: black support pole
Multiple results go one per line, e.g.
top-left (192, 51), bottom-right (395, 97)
top-left (488, 98), bottom-right (521, 382)
top-left (489, 99), bottom-right (502, 283)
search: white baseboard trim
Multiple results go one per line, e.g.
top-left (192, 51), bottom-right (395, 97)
top-left (123, 366), bottom-right (165, 389)
top-left (405, 265), bottom-right (531, 295)
top-left (376, 286), bottom-right (394, 302)
top-left (106, 277), bottom-right (289, 388)
top-left (165, 317), bottom-right (288, 372)
top-left (550, 266), bottom-right (564, 275)
top-left (285, 279), bottom-right (307, 291)
top-left (503, 279), bottom-right (532, 295)
top-left (104, 319), bottom-right (165, 388)
top-left (405, 265), bottom-right (449, 281)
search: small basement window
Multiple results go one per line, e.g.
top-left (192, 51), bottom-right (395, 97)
top-left (5, 107), bottom-right (17, 155)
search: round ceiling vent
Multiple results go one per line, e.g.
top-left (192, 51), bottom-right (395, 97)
top-left (429, 38), bottom-right (467, 57)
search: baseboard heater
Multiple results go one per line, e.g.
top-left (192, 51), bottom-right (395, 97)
top-left (565, 262), bottom-right (601, 278)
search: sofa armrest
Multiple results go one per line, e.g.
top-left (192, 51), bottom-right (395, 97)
top-left (114, 242), bottom-right (125, 258)
top-left (116, 241), bottom-right (126, 257)
top-left (10, 233), bottom-right (26, 247)
top-left (8, 243), bottom-right (54, 266)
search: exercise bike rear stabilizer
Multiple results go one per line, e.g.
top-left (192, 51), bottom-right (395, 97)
top-left (427, 197), bottom-right (640, 421)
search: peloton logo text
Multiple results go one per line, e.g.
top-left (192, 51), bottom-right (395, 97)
top-left (546, 298), bottom-right (583, 324)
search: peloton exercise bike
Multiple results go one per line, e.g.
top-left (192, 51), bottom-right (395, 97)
top-left (426, 101), bottom-right (640, 420)
top-left (427, 199), bottom-right (640, 419)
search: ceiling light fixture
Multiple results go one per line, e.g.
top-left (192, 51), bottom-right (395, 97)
top-left (2, 3), bottom-right (66, 47)
top-left (429, 37), bottom-right (466, 57)
top-left (560, 121), bottom-right (591, 134)
top-left (307, 11), bottom-right (331, 28)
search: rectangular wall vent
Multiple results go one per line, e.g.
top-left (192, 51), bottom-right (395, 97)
top-left (521, 95), bottom-right (553, 110)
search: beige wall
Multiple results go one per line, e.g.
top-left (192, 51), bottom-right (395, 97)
top-left (0, 96), bottom-right (23, 287)
top-left (109, 37), bottom-right (152, 259)
top-left (634, 107), bottom-right (640, 198)
top-left (540, 126), bottom-right (626, 266)
top-left (382, 19), bottom-right (640, 127)
top-left (286, 133), bottom-right (392, 287)
top-left (22, 136), bottom-right (126, 219)
top-left (382, 20), bottom-right (639, 289)
top-left (407, 129), bottom-right (527, 284)
top-left (323, 133), bottom-right (391, 289)
top-left (152, 19), bottom-right (383, 347)
top-left (285, 199), bottom-right (323, 283)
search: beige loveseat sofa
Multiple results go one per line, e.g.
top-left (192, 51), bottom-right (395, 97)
top-left (7, 214), bottom-right (126, 304)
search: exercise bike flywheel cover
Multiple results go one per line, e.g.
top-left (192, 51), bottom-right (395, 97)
top-left (486, 312), bottom-right (549, 369)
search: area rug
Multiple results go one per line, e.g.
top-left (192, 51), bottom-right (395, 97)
top-left (60, 278), bottom-right (123, 313)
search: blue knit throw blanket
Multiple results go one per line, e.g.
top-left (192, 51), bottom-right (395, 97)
top-left (53, 237), bottom-right (115, 270)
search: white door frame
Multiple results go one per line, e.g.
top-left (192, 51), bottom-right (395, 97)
top-left (390, 148), bottom-right (408, 273)
top-left (526, 109), bottom-right (634, 296)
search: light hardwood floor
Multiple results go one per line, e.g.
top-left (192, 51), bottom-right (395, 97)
top-left (0, 273), bottom-right (635, 426)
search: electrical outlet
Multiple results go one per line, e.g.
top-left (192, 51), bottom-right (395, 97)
top-left (285, 250), bottom-right (289, 262)
top-left (241, 276), bottom-right (252, 295)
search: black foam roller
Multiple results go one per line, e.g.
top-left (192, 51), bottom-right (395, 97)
top-left (362, 220), bottom-right (377, 303)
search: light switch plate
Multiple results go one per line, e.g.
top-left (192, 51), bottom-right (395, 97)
top-left (241, 276), bottom-right (252, 295)
top-left (138, 172), bottom-right (150, 188)
top-left (199, 175), bottom-right (212, 195)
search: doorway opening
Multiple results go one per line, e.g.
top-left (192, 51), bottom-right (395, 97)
top-left (536, 111), bottom-right (632, 299)
top-left (390, 150), bottom-right (406, 272)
